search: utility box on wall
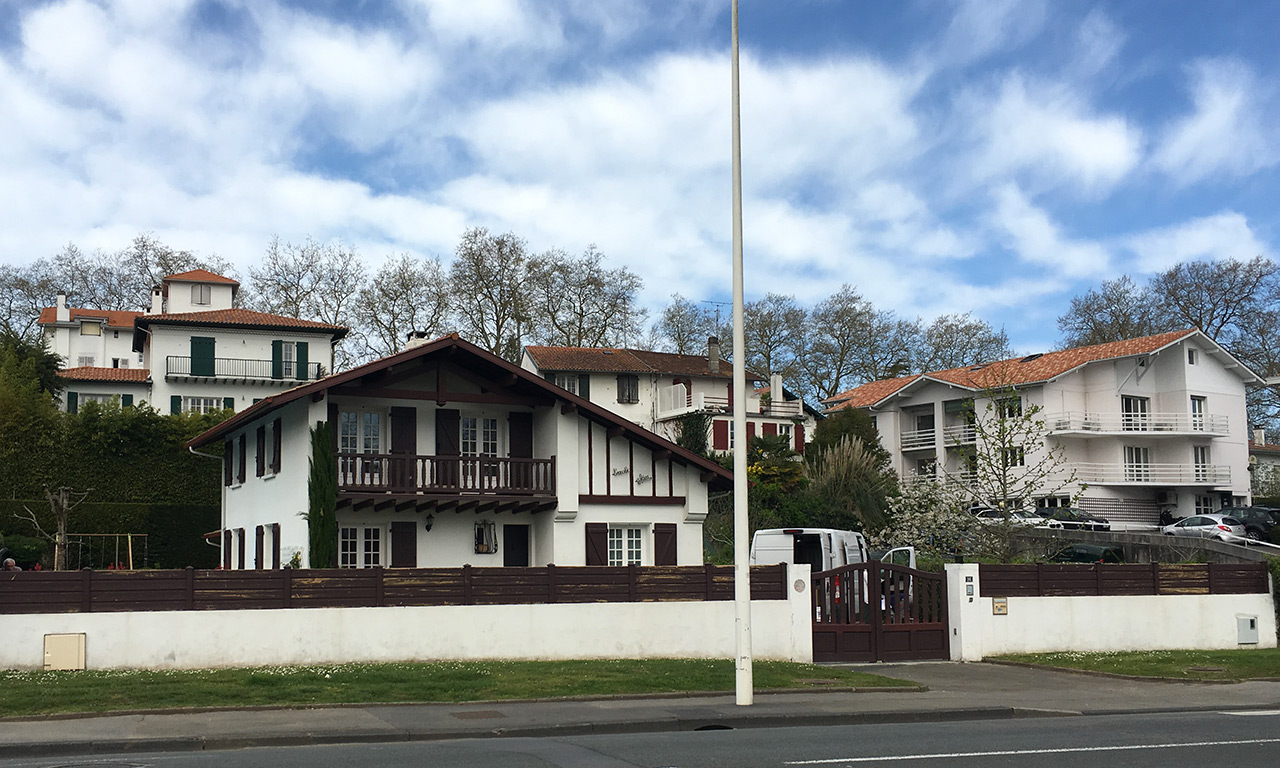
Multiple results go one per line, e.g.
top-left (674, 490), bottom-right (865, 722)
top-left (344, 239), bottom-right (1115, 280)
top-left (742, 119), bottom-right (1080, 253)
top-left (1237, 616), bottom-right (1259, 645)
top-left (44, 633), bottom-right (86, 671)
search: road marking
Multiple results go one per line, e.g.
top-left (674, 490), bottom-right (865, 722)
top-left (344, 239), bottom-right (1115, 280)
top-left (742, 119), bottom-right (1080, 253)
top-left (784, 737), bottom-right (1280, 764)
top-left (1220, 710), bottom-right (1280, 716)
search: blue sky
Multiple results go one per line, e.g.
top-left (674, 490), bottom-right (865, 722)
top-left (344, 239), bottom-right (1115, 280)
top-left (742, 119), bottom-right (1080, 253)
top-left (2, 0), bottom-right (1278, 355)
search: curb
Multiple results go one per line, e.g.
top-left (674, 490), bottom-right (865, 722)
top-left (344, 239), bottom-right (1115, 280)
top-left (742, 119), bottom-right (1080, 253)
top-left (983, 659), bottom-right (1251, 685)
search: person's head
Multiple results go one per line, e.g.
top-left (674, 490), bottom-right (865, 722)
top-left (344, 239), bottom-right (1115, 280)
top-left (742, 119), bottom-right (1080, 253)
top-left (2, 558), bottom-right (16, 571)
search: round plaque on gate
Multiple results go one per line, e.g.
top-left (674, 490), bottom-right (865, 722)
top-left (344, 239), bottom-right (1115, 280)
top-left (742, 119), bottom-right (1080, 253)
top-left (794, 579), bottom-right (806, 593)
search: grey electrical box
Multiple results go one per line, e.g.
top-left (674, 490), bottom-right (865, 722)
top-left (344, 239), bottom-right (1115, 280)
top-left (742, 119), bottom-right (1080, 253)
top-left (1237, 615), bottom-right (1259, 645)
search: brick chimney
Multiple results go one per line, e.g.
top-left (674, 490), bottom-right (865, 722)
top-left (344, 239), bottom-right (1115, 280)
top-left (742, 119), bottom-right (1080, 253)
top-left (707, 336), bottom-right (721, 374)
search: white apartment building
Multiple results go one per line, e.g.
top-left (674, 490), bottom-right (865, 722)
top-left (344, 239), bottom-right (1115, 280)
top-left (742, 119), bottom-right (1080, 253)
top-left (39, 269), bottom-right (347, 414)
top-left (823, 330), bottom-right (1261, 527)
top-left (521, 337), bottom-right (818, 454)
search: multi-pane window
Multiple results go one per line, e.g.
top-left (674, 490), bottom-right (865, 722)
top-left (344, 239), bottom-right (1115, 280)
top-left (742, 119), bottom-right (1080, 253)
top-left (1195, 495), bottom-right (1215, 515)
top-left (183, 396), bottom-right (222, 414)
top-left (339, 410), bottom-right (382, 485)
top-left (363, 527), bottom-right (381, 567)
top-left (996, 397), bottom-right (1022, 419)
top-left (192, 284), bottom-right (211, 305)
top-left (1124, 445), bottom-right (1151, 481)
top-left (282, 342), bottom-right (296, 378)
top-left (1188, 348), bottom-right (1198, 365)
top-left (1193, 445), bottom-right (1211, 482)
top-left (607, 526), bottom-right (643, 566)
top-left (1190, 396), bottom-right (1207, 431)
top-left (778, 423), bottom-right (793, 438)
top-left (617, 374), bottom-right (639, 404)
top-left (554, 373), bottom-right (578, 395)
top-left (1002, 447), bottom-right (1026, 468)
top-left (76, 355), bottom-right (95, 367)
top-left (1121, 396), bottom-right (1149, 431)
top-left (339, 527), bottom-right (359, 568)
top-left (339, 526), bottom-right (383, 568)
top-left (461, 416), bottom-right (499, 456)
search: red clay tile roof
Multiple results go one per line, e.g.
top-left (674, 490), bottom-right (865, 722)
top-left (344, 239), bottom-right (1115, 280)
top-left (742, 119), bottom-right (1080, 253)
top-left (37, 307), bottom-right (142, 328)
top-left (164, 269), bottom-right (240, 285)
top-left (525, 346), bottom-right (764, 380)
top-left (823, 330), bottom-right (1207, 412)
top-left (1250, 441), bottom-right (1280, 455)
top-left (58, 366), bottom-right (150, 383)
top-left (136, 308), bottom-right (347, 335)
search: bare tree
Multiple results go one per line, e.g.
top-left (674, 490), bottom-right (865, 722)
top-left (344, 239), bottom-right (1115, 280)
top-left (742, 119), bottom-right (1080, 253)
top-left (916, 313), bottom-right (1013, 371)
top-left (1057, 276), bottom-right (1167, 348)
top-left (656, 293), bottom-right (716, 354)
top-left (1151, 255), bottom-right (1278, 349)
top-left (353, 254), bottom-right (451, 359)
top-left (448, 227), bottom-right (531, 361)
top-left (525, 245), bottom-right (646, 348)
top-left (744, 293), bottom-right (806, 381)
top-left (17, 486), bottom-right (93, 571)
top-left (798, 286), bottom-right (915, 399)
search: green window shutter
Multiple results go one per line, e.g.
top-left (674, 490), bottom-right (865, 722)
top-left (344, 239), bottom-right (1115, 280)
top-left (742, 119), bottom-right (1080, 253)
top-left (171, 395), bottom-right (182, 414)
top-left (271, 340), bottom-right (283, 379)
top-left (223, 397), bottom-right (235, 411)
top-left (66, 391), bottom-right (78, 414)
top-left (190, 336), bottom-right (215, 376)
top-left (578, 374), bottom-right (590, 399)
top-left (121, 394), bottom-right (133, 407)
top-left (296, 342), bottom-right (309, 380)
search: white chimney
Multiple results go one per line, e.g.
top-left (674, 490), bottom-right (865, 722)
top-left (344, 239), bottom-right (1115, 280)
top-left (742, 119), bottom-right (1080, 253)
top-left (149, 286), bottom-right (164, 315)
top-left (405, 330), bottom-right (432, 350)
top-left (770, 373), bottom-right (784, 407)
top-left (55, 292), bottom-right (69, 323)
top-left (707, 336), bottom-right (721, 374)
top-left (1254, 425), bottom-right (1267, 445)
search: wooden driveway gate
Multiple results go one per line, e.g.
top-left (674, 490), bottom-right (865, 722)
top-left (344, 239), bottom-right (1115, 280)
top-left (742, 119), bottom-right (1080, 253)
top-left (811, 562), bottom-right (949, 662)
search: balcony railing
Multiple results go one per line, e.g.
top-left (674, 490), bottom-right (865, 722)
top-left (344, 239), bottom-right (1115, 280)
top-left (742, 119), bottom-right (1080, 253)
top-left (1046, 411), bottom-right (1228, 435)
top-left (167, 356), bottom-right (321, 381)
top-left (899, 428), bottom-right (936, 450)
top-left (337, 453), bottom-right (556, 495)
top-left (1071, 462), bottom-right (1230, 486)
top-left (943, 425), bottom-right (976, 446)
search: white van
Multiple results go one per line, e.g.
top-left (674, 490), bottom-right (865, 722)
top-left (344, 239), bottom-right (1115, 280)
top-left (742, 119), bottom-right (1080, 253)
top-left (749, 528), bottom-right (870, 573)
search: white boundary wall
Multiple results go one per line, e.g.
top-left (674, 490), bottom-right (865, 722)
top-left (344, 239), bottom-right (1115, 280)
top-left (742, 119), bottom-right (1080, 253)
top-left (3, 566), bottom-right (813, 670)
top-left (946, 564), bottom-right (1277, 660)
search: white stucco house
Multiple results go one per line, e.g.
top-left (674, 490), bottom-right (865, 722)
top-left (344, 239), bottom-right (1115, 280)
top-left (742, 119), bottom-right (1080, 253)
top-left (186, 334), bottom-right (733, 570)
top-left (822, 329), bottom-right (1262, 527)
top-left (521, 337), bottom-right (819, 455)
top-left (39, 269), bottom-right (347, 414)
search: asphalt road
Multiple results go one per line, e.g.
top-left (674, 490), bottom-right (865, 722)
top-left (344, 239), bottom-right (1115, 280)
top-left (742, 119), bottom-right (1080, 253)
top-left (3, 709), bottom-right (1278, 768)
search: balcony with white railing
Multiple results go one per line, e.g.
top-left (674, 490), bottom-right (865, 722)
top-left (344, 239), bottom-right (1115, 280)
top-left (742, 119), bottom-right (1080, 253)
top-left (943, 424), bottom-right (976, 446)
top-left (1071, 462), bottom-right (1231, 486)
top-left (899, 428), bottom-right (936, 451)
top-left (1047, 411), bottom-right (1229, 436)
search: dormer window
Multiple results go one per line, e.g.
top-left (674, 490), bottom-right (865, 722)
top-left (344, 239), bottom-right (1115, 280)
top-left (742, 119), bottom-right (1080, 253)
top-left (80, 322), bottom-right (101, 336)
top-left (192, 284), bottom-right (211, 306)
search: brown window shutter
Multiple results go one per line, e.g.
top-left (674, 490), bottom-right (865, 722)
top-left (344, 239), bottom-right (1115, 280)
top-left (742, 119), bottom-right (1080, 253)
top-left (256, 426), bottom-right (266, 477)
top-left (222, 529), bottom-right (232, 569)
top-left (223, 440), bottom-right (233, 486)
top-left (712, 420), bottom-right (728, 450)
top-left (271, 523), bottom-right (281, 569)
top-left (237, 434), bottom-right (247, 484)
top-left (585, 523), bottom-right (608, 566)
top-left (795, 424), bottom-right (805, 453)
top-left (763, 423), bottom-right (777, 437)
top-left (746, 422), bottom-right (756, 441)
top-left (237, 528), bottom-right (246, 569)
top-left (254, 525), bottom-right (265, 569)
top-left (272, 418), bottom-right (282, 473)
top-left (653, 523), bottom-right (677, 565)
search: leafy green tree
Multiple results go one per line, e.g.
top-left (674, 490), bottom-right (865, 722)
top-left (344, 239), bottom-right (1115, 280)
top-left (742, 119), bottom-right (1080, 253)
top-left (807, 436), bottom-right (897, 532)
top-left (306, 421), bottom-right (338, 568)
top-left (0, 329), bottom-right (64, 396)
top-left (0, 345), bottom-right (62, 496)
top-left (808, 405), bottom-right (892, 470)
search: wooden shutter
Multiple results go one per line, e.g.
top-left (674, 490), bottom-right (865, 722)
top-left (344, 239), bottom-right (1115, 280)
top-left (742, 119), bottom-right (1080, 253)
top-left (171, 395), bottom-right (182, 415)
top-left (390, 406), bottom-right (418, 491)
top-left (121, 394), bottom-right (133, 407)
top-left (271, 418), bottom-right (282, 473)
top-left (271, 523), bottom-right (281, 569)
top-left (223, 397), bottom-right (235, 411)
top-left (578, 374), bottom-right (590, 399)
top-left (328, 402), bottom-right (339, 454)
top-left (585, 522), bottom-right (608, 566)
top-left (763, 423), bottom-right (777, 437)
top-left (712, 420), bottom-right (728, 450)
top-left (254, 525), bottom-right (265, 569)
top-left (271, 340), bottom-right (283, 379)
top-left (746, 422), bottom-right (756, 441)
top-left (256, 426), bottom-right (266, 477)
top-left (508, 412), bottom-right (533, 458)
top-left (222, 530), bottom-right (232, 569)
top-left (296, 342), bottom-right (309, 380)
top-left (190, 336), bottom-right (215, 376)
top-left (795, 424), bottom-right (805, 453)
top-left (390, 520), bottom-right (417, 568)
top-left (236, 528), bottom-right (246, 570)
top-left (654, 523), bottom-right (677, 565)
top-left (237, 434), bottom-right (247, 483)
top-left (435, 409), bottom-right (461, 455)
top-left (66, 391), bottom-right (78, 414)
top-left (223, 440), bottom-right (233, 486)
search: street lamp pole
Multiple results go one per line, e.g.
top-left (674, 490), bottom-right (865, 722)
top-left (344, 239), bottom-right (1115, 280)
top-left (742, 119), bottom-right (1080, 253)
top-left (730, 0), bottom-right (753, 707)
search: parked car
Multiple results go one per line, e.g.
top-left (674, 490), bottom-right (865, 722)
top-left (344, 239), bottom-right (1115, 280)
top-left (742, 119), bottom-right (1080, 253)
top-left (1161, 513), bottom-right (1247, 544)
top-left (1039, 508), bottom-right (1111, 532)
top-left (1048, 543), bottom-right (1124, 564)
top-left (1219, 506), bottom-right (1280, 541)
top-left (969, 506), bottom-right (1045, 526)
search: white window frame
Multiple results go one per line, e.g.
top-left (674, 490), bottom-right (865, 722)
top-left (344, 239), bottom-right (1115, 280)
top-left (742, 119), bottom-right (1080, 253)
top-left (1121, 396), bottom-right (1150, 431)
top-left (80, 322), bottom-right (101, 337)
top-left (1193, 445), bottom-right (1210, 482)
top-left (1188, 348), bottom-right (1198, 366)
top-left (281, 342), bottom-right (296, 379)
top-left (1124, 445), bottom-right (1151, 481)
top-left (1190, 396), bottom-right (1207, 431)
top-left (183, 396), bottom-right (222, 414)
top-left (112, 357), bottom-right (129, 369)
top-left (1194, 495), bottom-right (1215, 515)
top-left (607, 525), bottom-right (644, 566)
top-left (778, 423), bottom-right (793, 438)
top-left (554, 373), bottom-right (578, 395)
top-left (338, 525), bottom-right (384, 568)
top-left (76, 355), bottom-right (96, 367)
top-left (192, 284), bottom-right (211, 306)
top-left (460, 414), bottom-right (501, 457)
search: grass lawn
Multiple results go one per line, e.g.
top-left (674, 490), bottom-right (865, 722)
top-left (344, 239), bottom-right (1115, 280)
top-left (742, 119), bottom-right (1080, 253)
top-left (993, 649), bottom-right (1280, 681)
top-left (0, 659), bottom-right (914, 719)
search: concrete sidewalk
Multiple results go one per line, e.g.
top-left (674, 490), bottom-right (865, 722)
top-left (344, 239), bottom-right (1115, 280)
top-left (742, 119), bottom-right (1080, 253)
top-left (3, 662), bottom-right (1280, 758)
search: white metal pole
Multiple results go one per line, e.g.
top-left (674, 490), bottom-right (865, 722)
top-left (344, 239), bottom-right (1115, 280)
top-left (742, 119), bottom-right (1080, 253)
top-left (730, 0), bottom-right (753, 707)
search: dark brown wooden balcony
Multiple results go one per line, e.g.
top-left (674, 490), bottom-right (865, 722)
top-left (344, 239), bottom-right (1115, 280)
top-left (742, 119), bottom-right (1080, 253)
top-left (336, 453), bottom-right (556, 496)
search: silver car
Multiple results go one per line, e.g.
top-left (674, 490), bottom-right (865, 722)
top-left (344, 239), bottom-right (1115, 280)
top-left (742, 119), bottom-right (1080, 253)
top-left (1161, 513), bottom-right (1247, 543)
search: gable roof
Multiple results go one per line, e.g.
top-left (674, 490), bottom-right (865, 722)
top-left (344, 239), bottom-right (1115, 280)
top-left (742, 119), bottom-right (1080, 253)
top-left (189, 334), bottom-right (734, 489)
top-left (134, 309), bottom-right (348, 350)
top-left (164, 269), bottom-right (240, 286)
top-left (525, 345), bottom-right (764, 381)
top-left (37, 307), bottom-right (142, 329)
top-left (823, 329), bottom-right (1261, 412)
top-left (58, 366), bottom-right (150, 383)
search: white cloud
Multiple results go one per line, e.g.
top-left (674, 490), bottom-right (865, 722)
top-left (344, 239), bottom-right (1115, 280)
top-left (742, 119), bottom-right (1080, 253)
top-left (962, 74), bottom-right (1142, 193)
top-left (988, 184), bottom-right (1111, 277)
top-left (1070, 9), bottom-right (1125, 79)
top-left (932, 0), bottom-right (1048, 68)
top-left (1125, 212), bottom-right (1272, 273)
top-left (1153, 58), bottom-right (1279, 184)
top-left (402, 0), bottom-right (563, 49)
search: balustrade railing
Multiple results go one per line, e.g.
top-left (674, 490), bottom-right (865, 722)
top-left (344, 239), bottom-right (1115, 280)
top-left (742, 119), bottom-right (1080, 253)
top-left (336, 453), bottom-right (556, 495)
top-left (167, 356), bottom-right (321, 381)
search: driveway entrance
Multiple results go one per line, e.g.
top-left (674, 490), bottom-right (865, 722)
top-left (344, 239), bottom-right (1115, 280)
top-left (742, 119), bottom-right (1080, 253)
top-left (812, 562), bottom-right (949, 662)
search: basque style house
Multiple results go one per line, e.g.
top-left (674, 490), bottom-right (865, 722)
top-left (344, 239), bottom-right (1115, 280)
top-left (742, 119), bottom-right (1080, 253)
top-left (521, 337), bottom-right (818, 454)
top-left (822, 330), bottom-right (1261, 527)
top-left (1249, 427), bottom-right (1280, 498)
top-left (186, 334), bottom-right (732, 570)
top-left (39, 269), bottom-right (347, 414)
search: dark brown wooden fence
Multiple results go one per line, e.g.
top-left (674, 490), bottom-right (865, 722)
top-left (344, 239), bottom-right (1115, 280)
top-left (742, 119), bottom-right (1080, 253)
top-left (978, 562), bottom-right (1268, 597)
top-left (0, 564), bottom-right (787, 615)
